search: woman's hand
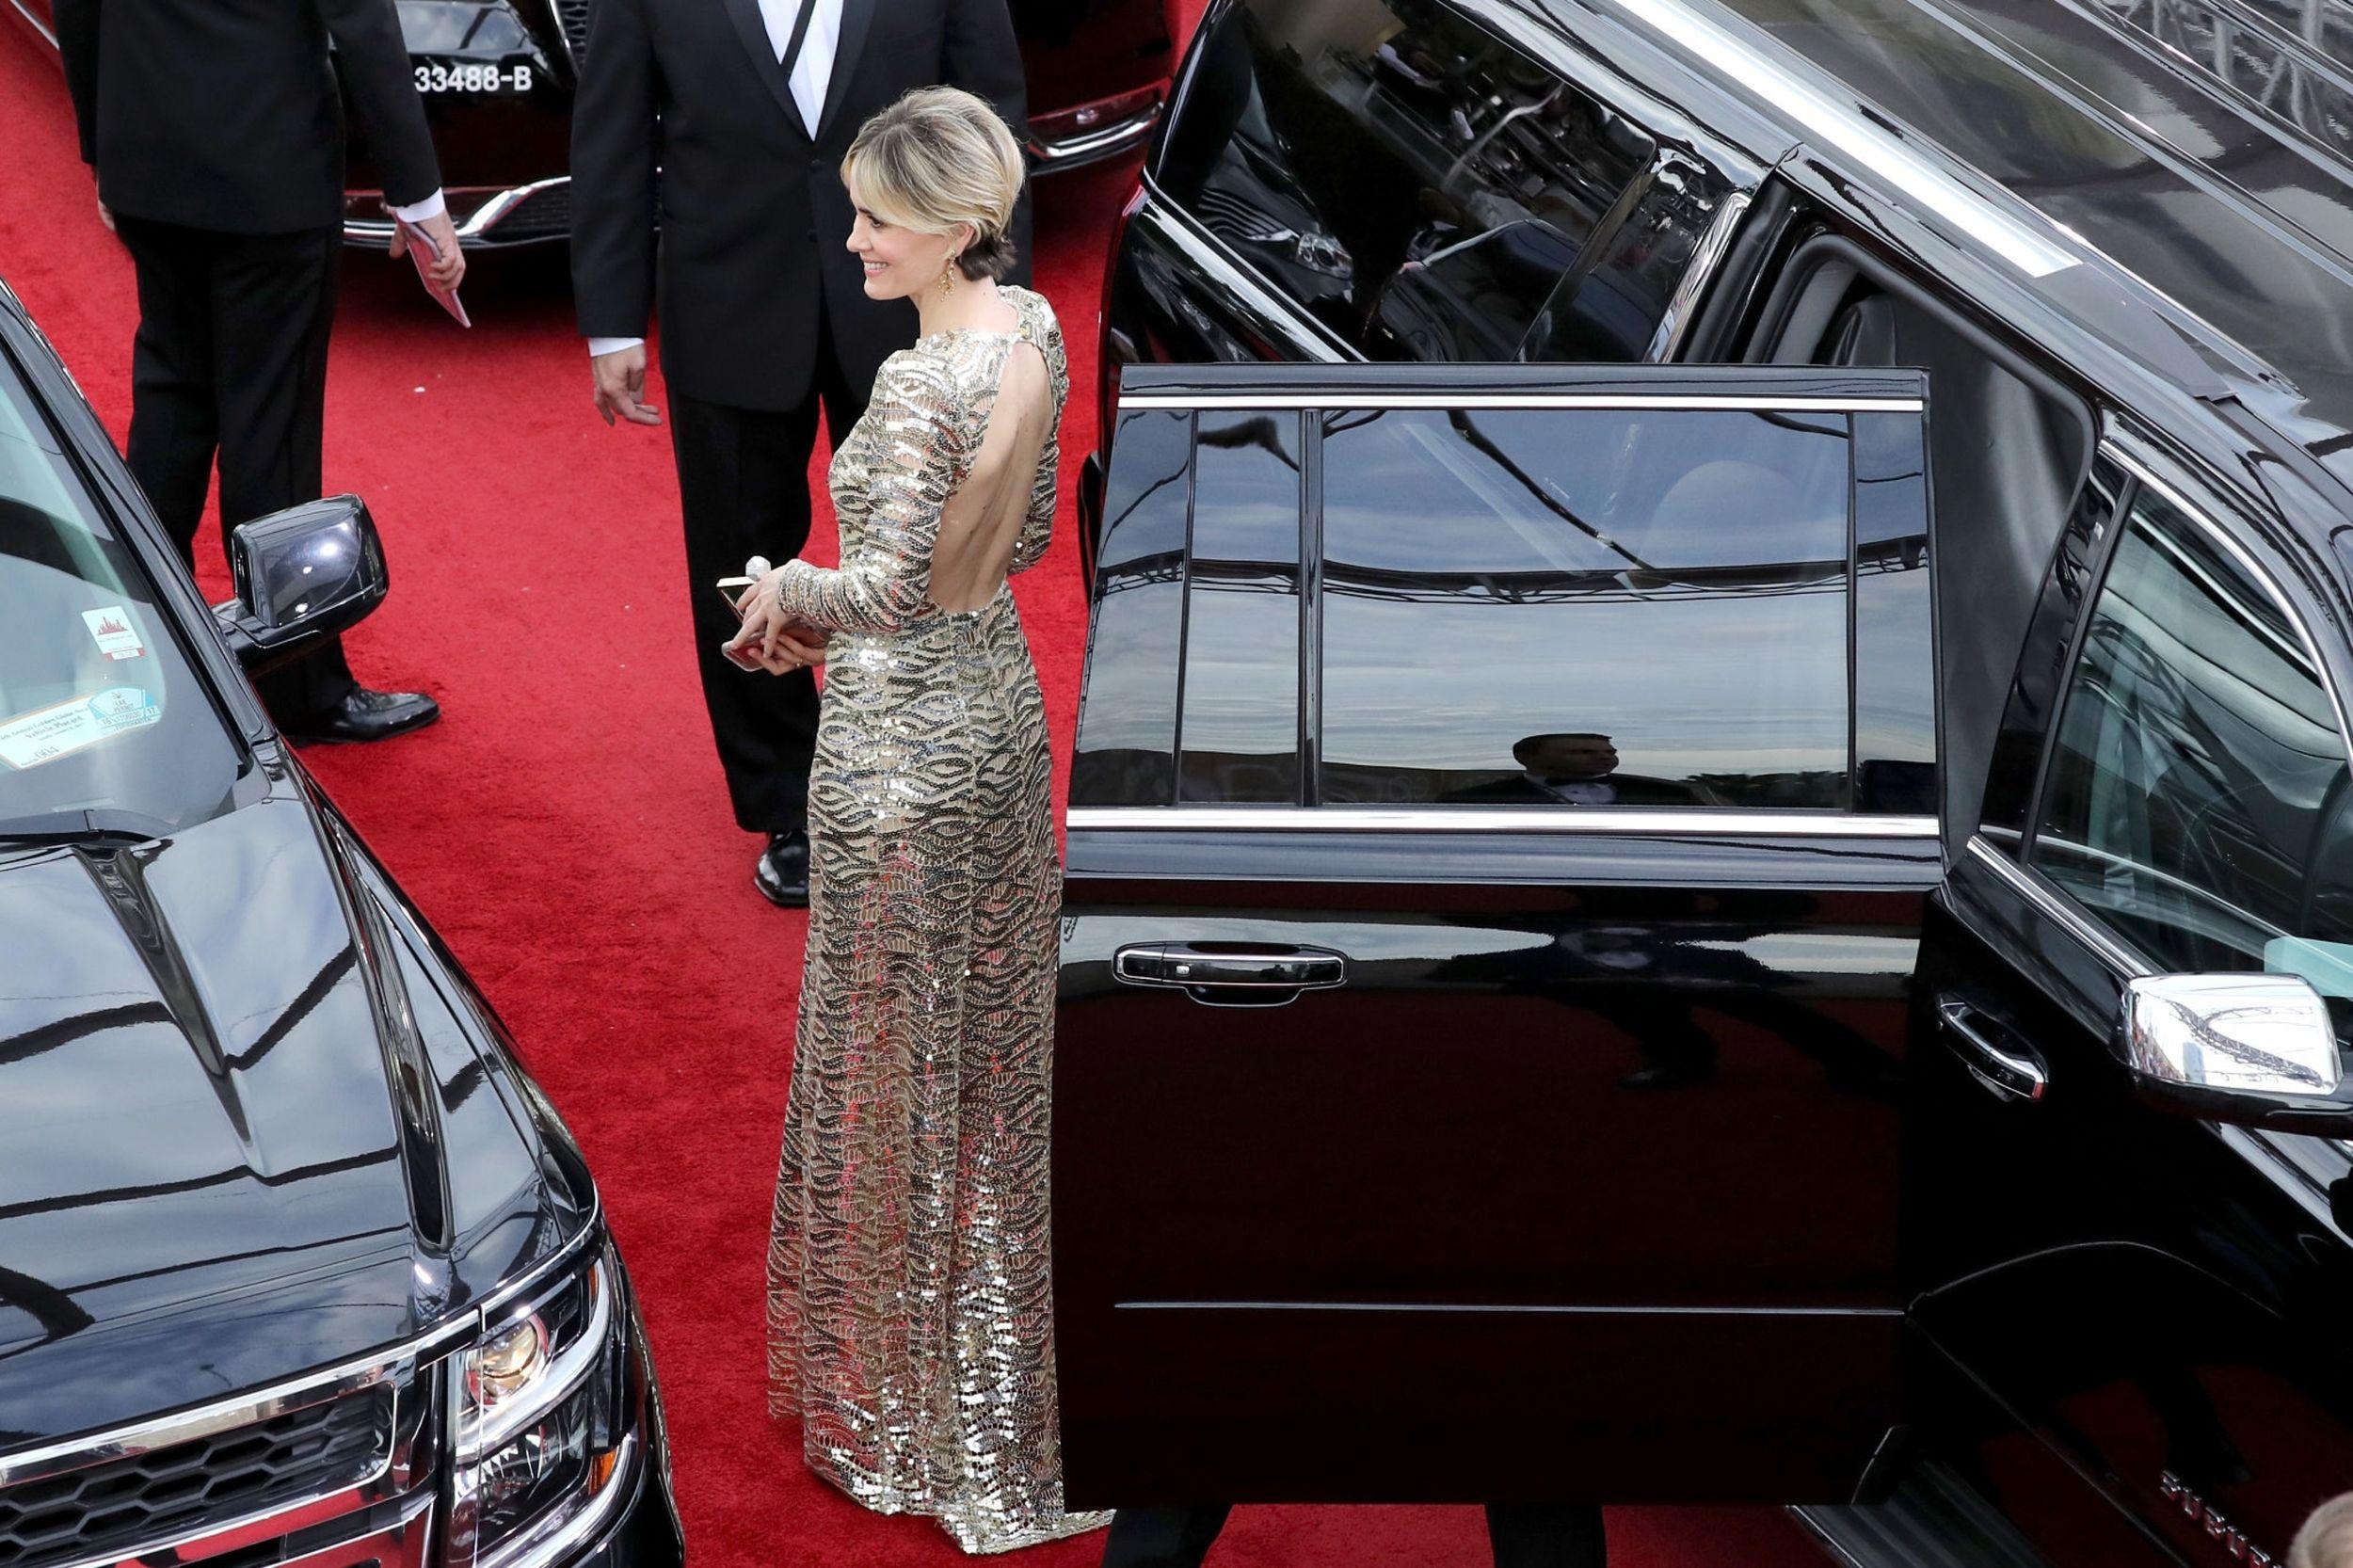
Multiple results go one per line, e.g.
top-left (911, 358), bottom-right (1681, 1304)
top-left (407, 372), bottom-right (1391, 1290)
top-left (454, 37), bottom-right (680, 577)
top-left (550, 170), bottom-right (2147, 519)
top-left (772, 625), bottom-right (829, 668)
top-left (728, 567), bottom-right (829, 673)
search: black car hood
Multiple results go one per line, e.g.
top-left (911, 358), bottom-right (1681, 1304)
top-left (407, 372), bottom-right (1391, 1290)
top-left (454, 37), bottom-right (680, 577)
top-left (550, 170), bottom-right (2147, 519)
top-left (0, 781), bottom-right (581, 1448)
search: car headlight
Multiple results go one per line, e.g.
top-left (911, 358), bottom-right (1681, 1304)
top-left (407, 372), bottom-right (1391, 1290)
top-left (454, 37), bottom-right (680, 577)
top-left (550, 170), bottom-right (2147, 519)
top-left (447, 1241), bottom-right (638, 1568)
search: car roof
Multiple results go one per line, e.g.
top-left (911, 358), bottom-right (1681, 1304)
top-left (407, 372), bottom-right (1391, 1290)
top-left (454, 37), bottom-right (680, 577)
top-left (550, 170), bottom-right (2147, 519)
top-left (1523, 0), bottom-right (2353, 499)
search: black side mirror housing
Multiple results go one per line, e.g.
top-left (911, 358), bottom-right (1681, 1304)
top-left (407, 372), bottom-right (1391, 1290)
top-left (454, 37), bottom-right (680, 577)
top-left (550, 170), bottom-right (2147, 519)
top-left (212, 495), bottom-right (387, 673)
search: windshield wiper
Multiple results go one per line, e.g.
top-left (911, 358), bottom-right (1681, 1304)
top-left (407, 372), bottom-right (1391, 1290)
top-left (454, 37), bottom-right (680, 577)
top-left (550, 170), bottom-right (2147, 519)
top-left (0, 808), bottom-right (173, 849)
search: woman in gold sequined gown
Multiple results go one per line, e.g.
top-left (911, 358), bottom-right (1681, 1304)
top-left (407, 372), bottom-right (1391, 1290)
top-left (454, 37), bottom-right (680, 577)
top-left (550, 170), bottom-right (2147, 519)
top-left (726, 89), bottom-right (1108, 1555)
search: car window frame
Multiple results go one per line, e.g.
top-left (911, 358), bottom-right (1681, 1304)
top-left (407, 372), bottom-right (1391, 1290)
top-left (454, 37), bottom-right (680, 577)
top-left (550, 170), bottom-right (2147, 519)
top-left (1737, 223), bottom-right (2102, 859)
top-left (2014, 436), bottom-right (2353, 978)
top-left (1080, 363), bottom-right (1938, 835)
top-left (1144, 0), bottom-right (1742, 372)
top-left (1741, 226), bottom-right (2095, 445)
top-left (1741, 228), bottom-right (2097, 488)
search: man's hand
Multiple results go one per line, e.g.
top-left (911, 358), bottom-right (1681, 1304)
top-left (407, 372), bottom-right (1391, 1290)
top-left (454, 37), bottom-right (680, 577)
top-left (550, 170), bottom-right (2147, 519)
top-left (591, 344), bottom-right (663, 427)
top-left (388, 210), bottom-right (466, 291)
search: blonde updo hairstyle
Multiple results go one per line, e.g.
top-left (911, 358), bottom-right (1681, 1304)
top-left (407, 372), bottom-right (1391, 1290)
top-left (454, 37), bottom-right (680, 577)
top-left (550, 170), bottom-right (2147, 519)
top-left (841, 87), bottom-right (1025, 282)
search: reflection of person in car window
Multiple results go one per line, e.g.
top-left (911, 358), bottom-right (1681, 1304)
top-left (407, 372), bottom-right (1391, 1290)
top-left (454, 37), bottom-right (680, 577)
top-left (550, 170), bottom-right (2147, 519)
top-left (2293, 1494), bottom-right (2353, 1568)
top-left (1449, 732), bottom-right (1722, 806)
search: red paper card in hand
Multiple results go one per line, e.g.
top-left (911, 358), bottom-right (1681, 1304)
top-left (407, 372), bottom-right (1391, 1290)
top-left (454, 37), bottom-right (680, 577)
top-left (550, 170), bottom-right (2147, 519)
top-left (397, 219), bottom-right (472, 328)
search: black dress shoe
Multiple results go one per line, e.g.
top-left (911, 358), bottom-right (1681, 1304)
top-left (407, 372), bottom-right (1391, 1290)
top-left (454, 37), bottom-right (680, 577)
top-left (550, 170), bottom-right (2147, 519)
top-left (279, 687), bottom-right (441, 745)
top-left (755, 830), bottom-right (810, 907)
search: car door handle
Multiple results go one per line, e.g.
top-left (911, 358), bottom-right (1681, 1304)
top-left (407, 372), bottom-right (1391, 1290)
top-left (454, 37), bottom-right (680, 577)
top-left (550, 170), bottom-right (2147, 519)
top-left (1112, 944), bottom-right (1348, 1007)
top-left (1937, 994), bottom-right (2049, 1104)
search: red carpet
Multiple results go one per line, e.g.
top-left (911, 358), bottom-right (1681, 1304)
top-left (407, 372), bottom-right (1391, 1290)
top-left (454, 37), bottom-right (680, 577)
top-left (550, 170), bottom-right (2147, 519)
top-left (0, 18), bottom-right (1829, 1567)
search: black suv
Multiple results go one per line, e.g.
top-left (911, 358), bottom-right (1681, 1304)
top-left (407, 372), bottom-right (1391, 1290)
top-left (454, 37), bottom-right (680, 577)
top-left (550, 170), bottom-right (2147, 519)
top-left (1057, 2), bottom-right (2353, 1565)
top-left (0, 275), bottom-right (681, 1568)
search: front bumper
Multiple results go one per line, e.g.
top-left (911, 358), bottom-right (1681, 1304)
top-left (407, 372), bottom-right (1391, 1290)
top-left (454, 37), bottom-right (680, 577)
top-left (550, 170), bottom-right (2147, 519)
top-left (344, 179), bottom-right (573, 249)
top-left (0, 1237), bottom-right (684, 1568)
top-left (339, 80), bottom-right (1160, 249)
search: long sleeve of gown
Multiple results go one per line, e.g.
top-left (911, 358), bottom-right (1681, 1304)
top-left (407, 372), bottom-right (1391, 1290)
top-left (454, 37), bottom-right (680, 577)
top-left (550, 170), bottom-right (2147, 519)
top-left (776, 355), bottom-right (968, 634)
top-left (1007, 434), bottom-right (1055, 577)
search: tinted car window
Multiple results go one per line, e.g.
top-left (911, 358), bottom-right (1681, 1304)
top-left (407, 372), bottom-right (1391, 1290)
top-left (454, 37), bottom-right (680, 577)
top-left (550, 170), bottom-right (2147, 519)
top-left (1522, 151), bottom-right (1729, 361)
top-left (1157, 0), bottom-right (1656, 360)
top-left (2031, 486), bottom-right (2349, 974)
top-left (1852, 411), bottom-right (1935, 812)
top-left (0, 346), bottom-right (242, 836)
top-left (1318, 407), bottom-right (1852, 808)
top-left (1180, 410), bottom-right (1303, 802)
top-left (1071, 408), bottom-right (1191, 807)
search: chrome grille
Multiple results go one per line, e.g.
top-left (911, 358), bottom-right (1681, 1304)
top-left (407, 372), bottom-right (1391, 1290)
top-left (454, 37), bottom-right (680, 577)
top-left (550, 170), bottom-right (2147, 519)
top-left (553, 0), bottom-right (590, 64)
top-left (488, 181), bottom-right (571, 243)
top-left (0, 1386), bottom-right (392, 1568)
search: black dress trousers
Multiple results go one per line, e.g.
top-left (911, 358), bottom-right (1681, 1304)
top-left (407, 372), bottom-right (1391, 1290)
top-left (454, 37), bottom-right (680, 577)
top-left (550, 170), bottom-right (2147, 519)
top-left (1099, 1503), bottom-right (1608, 1568)
top-left (666, 312), bottom-right (867, 835)
top-left (113, 215), bottom-right (356, 719)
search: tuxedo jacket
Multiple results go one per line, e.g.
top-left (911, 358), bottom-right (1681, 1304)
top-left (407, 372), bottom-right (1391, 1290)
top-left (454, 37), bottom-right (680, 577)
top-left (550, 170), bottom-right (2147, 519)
top-left (54, 0), bottom-right (441, 234)
top-left (569, 0), bottom-right (1032, 412)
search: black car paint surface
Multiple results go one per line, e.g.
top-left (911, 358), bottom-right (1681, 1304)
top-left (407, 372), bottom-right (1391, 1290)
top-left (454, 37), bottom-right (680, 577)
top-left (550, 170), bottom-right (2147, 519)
top-left (0, 272), bottom-right (680, 1568)
top-left (0, 765), bottom-right (583, 1444)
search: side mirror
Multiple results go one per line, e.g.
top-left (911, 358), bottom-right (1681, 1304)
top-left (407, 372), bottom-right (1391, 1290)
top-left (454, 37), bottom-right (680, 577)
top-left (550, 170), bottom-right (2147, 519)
top-left (2121, 972), bottom-right (2353, 1132)
top-left (212, 495), bottom-right (387, 673)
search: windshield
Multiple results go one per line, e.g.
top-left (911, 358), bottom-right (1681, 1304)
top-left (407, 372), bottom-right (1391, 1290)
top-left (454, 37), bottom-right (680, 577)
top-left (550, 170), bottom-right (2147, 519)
top-left (0, 337), bottom-right (244, 839)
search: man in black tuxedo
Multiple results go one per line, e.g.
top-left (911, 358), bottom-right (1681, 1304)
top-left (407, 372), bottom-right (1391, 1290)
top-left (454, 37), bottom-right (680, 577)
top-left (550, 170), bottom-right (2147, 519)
top-left (55, 0), bottom-right (459, 743)
top-left (570, 0), bottom-right (1030, 905)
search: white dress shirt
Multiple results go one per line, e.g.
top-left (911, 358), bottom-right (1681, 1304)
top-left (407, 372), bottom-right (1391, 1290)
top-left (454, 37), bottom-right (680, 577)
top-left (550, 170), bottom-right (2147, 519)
top-left (768, 0), bottom-right (841, 133)
top-left (588, 0), bottom-right (840, 360)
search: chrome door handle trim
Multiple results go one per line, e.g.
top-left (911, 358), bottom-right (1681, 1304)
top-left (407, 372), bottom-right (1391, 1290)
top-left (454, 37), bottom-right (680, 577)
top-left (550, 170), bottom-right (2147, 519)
top-left (1937, 998), bottom-right (2049, 1103)
top-left (1112, 944), bottom-right (1348, 1001)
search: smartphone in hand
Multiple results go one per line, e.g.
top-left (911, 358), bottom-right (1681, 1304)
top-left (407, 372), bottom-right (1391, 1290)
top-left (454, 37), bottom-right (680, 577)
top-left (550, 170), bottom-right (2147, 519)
top-left (717, 575), bottom-right (762, 668)
top-left (714, 575), bottom-right (758, 619)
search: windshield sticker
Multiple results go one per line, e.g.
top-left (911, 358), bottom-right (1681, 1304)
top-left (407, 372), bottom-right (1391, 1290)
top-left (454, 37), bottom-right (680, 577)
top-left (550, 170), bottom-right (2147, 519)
top-left (81, 606), bottom-right (145, 662)
top-left (0, 686), bottom-right (164, 770)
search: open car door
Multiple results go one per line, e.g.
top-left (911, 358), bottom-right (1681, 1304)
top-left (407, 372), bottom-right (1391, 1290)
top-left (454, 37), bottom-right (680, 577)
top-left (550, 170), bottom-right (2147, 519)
top-left (1054, 362), bottom-right (1938, 1507)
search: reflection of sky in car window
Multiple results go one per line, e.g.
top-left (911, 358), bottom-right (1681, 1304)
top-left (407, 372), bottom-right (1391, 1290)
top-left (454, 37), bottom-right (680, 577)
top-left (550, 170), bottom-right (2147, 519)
top-left (1318, 407), bottom-right (1852, 800)
top-left (1182, 411), bottom-right (1303, 801)
top-left (0, 407), bottom-right (104, 546)
top-left (1071, 410), bottom-right (1190, 805)
top-left (0, 362), bottom-right (140, 724)
top-left (1321, 592), bottom-right (1848, 778)
top-left (1323, 408), bottom-right (1849, 573)
top-left (0, 349), bottom-right (238, 833)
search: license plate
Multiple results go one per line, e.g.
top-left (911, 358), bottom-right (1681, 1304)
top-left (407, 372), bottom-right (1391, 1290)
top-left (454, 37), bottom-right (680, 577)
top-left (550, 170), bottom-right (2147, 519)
top-left (412, 60), bottom-right (535, 94)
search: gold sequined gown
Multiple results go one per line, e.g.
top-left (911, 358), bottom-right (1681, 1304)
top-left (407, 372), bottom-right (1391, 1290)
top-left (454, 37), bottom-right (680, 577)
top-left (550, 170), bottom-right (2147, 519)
top-left (763, 285), bottom-right (1105, 1554)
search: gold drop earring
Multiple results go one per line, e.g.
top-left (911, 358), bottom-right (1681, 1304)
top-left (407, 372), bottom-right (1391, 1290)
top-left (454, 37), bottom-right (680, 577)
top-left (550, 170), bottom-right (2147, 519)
top-left (939, 254), bottom-right (959, 296)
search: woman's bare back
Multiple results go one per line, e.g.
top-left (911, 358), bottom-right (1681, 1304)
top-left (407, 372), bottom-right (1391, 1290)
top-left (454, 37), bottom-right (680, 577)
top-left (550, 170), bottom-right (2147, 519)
top-left (929, 335), bottom-right (1051, 613)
